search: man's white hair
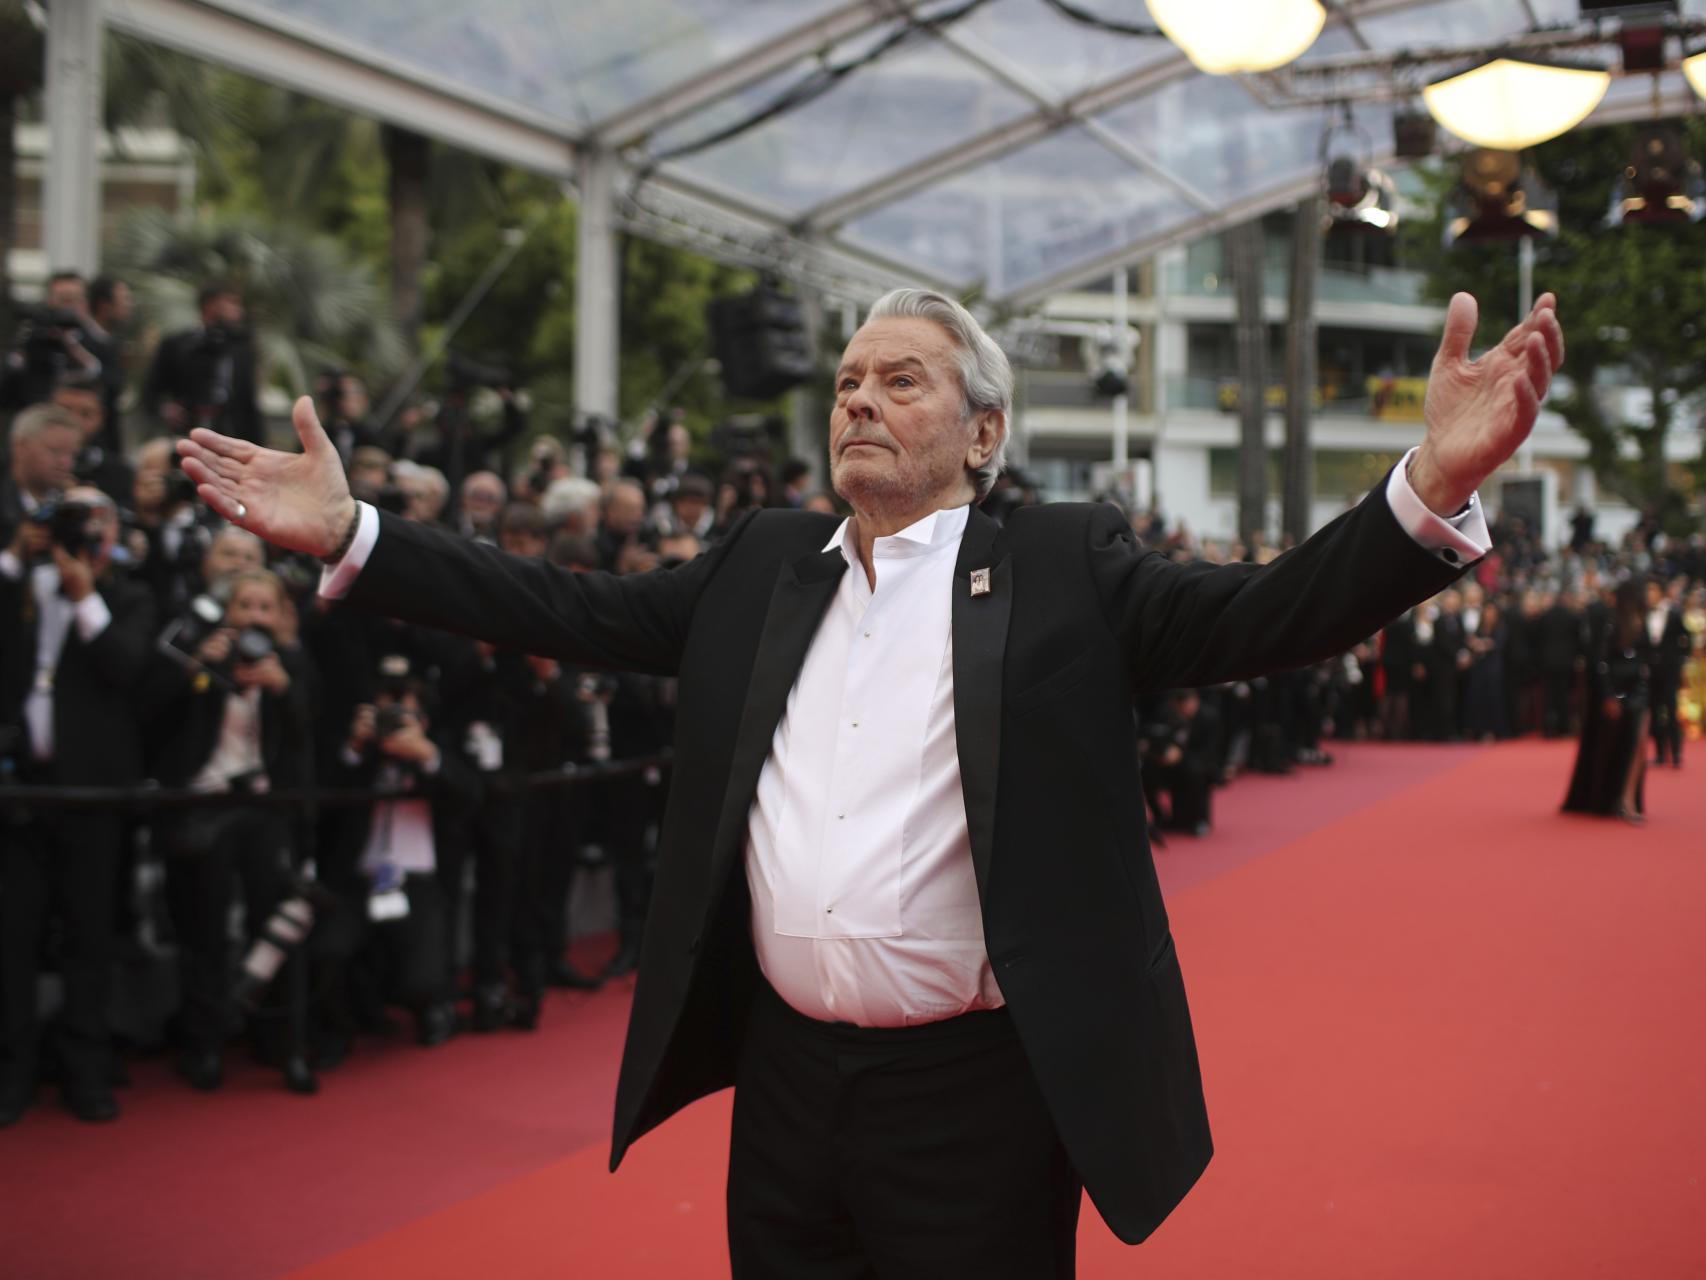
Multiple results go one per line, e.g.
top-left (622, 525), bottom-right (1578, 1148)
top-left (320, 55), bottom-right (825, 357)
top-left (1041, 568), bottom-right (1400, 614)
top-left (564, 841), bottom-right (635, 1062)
top-left (865, 288), bottom-right (1011, 500)
top-left (542, 475), bottom-right (601, 525)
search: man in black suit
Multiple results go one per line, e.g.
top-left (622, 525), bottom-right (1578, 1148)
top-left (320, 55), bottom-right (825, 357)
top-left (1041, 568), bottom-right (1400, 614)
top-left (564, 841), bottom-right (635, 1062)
top-left (179, 286), bottom-right (1564, 1276)
top-left (141, 281), bottom-right (263, 444)
top-left (0, 487), bottom-right (156, 1126)
top-left (1647, 577), bottom-right (1690, 766)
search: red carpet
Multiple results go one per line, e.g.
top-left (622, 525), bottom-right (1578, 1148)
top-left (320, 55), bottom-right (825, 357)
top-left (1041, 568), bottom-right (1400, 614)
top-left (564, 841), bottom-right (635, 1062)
top-left (5, 740), bottom-right (1703, 1278)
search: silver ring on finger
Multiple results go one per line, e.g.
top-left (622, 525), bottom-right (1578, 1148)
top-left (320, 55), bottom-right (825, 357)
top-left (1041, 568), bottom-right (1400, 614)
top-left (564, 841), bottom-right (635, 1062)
top-left (235, 501), bottom-right (248, 522)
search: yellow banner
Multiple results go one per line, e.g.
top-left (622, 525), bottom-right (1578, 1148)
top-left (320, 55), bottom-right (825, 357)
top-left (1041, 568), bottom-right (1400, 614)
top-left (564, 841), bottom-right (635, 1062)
top-left (1366, 375), bottom-right (1428, 422)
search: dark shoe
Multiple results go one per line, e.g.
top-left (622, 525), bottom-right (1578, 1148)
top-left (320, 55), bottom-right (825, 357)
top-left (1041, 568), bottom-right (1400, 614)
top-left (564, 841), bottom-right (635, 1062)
top-left (282, 1055), bottom-right (320, 1096)
top-left (417, 1002), bottom-right (457, 1048)
top-left (1191, 821), bottom-right (1211, 838)
top-left (175, 1048), bottom-right (224, 1092)
top-left (63, 1084), bottom-right (120, 1123)
top-left (471, 985), bottom-right (512, 1033)
top-left (1616, 806), bottom-right (1645, 827)
top-left (601, 942), bottom-right (641, 980)
top-left (547, 961), bottom-right (602, 991)
top-left (511, 992), bottom-right (541, 1032)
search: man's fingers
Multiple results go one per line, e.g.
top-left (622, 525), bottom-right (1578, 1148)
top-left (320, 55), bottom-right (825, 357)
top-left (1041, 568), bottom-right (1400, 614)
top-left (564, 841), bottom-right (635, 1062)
top-left (1524, 332), bottom-right (1551, 399)
top-left (292, 395), bottom-right (330, 454)
top-left (186, 427), bottom-right (254, 463)
top-left (195, 482), bottom-right (244, 524)
top-left (180, 455), bottom-right (221, 488)
top-left (1534, 307), bottom-right (1565, 372)
top-left (1436, 292), bottom-right (1478, 366)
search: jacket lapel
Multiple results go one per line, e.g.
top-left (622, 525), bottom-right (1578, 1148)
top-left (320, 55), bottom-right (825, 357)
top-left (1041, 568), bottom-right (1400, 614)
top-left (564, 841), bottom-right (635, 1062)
top-left (702, 545), bottom-right (847, 921)
top-left (952, 507), bottom-right (1011, 900)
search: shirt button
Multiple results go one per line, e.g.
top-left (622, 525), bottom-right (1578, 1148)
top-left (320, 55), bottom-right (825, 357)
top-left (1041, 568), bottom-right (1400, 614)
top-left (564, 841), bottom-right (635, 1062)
top-left (826, 906), bottom-right (834, 914)
top-left (863, 631), bottom-right (871, 638)
top-left (837, 813), bottom-right (845, 820)
top-left (851, 721), bottom-right (858, 728)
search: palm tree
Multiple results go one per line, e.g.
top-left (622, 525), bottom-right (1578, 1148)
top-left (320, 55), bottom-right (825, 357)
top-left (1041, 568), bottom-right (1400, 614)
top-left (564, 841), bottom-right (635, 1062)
top-left (109, 208), bottom-right (408, 399)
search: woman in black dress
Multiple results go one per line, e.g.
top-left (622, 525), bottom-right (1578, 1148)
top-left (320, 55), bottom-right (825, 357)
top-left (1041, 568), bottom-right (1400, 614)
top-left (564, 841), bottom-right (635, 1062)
top-left (1563, 580), bottom-right (1653, 824)
top-left (1462, 600), bottom-right (1510, 741)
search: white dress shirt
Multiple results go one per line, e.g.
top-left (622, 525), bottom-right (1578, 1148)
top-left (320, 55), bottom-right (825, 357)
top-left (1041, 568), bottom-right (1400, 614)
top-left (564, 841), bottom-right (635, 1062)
top-left (319, 446), bottom-right (1489, 1027)
top-left (743, 503), bottom-right (1004, 1027)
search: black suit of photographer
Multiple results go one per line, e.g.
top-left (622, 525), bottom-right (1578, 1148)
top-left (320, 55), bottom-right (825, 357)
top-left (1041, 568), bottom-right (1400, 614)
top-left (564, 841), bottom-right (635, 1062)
top-left (144, 639), bottom-right (314, 1060)
top-left (0, 553), bottom-right (155, 1109)
top-left (142, 326), bottom-right (263, 444)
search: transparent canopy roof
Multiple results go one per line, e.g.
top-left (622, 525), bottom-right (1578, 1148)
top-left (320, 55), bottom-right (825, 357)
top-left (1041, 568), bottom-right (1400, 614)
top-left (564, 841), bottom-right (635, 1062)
top-left (136, 0), bottom-right (1706, 305)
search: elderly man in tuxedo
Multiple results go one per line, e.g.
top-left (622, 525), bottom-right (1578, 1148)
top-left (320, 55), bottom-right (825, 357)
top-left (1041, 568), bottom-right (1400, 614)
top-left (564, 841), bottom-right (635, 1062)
top-left (179, 286), bottom-right (1563, 1278)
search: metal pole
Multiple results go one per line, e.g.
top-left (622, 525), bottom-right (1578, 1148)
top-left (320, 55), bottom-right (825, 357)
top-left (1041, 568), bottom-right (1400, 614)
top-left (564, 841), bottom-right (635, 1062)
top-left (575, 147), bottom-right (621, 423)
top-left (1111, 265), bottom-right (1130, 495)
top-left (1517, 233), bottom-right (1534, 316)
top-left (43, 0), bottom-right (105, 275)
top-left (1230, 218), bottom-right (1269, 546)
top-left (1283, 196), bottom-right (1321, 544)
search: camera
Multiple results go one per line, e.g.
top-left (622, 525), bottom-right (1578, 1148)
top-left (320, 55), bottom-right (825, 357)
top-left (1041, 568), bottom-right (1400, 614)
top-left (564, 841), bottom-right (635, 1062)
top-left (231, 624), bottom-right (275, 666)
top-left (374, 704), bottom-right (408, 740)
top-left (27, 493), bottom-right (100, 558)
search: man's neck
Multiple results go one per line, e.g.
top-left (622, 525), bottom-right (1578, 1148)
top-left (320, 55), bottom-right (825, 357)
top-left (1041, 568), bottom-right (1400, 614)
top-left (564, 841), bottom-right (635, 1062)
top-left (846, 483), bottom-right (973, 587)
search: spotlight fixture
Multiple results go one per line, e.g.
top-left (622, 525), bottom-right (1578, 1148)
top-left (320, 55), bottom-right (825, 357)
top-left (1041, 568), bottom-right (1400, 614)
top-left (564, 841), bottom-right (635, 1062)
top-left (1392, 110), bottom-right (1438, 160)
top-left (1148, 0), bottom-right (1325, 74)
top-left (1423, 57), bottom-right (1610, 151)
top-left (1683, 46), bottom-right (1706, 100)
top-left (1323, 157), bottom-right (1401, 234)
top-left (1609, 125), bottom-right (1705, 225)
top-left (1444, 148), bottom-right (1560, 245)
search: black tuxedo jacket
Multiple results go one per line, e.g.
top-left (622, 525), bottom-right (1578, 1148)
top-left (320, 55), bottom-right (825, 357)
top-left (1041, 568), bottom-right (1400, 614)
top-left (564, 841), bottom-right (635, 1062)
top-left (343, 483), bottom-right (1462, 1244)
top-left (0, 567), bottom-right (156, 785)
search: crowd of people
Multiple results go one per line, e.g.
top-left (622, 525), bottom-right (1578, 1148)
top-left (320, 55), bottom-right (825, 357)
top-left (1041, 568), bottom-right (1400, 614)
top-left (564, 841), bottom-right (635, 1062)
top-left (1, 270), bottom-right (1701, 1129)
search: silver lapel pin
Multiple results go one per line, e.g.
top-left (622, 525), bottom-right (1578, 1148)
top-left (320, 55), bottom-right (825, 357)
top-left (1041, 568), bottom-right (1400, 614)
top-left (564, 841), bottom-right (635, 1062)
top-left (970, 567), bottom-right (991, 597)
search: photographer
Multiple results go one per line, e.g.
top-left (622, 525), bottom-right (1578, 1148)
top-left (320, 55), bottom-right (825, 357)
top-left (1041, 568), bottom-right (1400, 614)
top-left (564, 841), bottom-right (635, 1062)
top-left (323, 667), bottom-right (473, 1052)
top-left (85, 276), bottom-right (135, 449)
top-left (0, 271), bottom-right (104, 413)
top-left (405, 377), bottom-right (527, 499)
top-left (140, 282), bottom-right (262, 444)
top-left (0, 487), bottom-right (155, 1127)
top-left (1, 404), bottom-right (81, 549)
top-left (53, 377), bottom-right (134, 505)
top-left (145, 568), bottom-right (315, 1095)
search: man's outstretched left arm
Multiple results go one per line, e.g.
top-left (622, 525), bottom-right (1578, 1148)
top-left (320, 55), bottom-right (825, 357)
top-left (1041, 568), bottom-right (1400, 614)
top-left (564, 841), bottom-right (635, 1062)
top-left (1095, 291), bottom-right (1564, 695)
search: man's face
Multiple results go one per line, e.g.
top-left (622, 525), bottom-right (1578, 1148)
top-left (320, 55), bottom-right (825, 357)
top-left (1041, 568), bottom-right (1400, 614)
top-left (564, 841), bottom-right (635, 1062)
top-left (226, 581), bottom-right (281, 631)
top-left (605, 486), bottom-right (646, 536)
top-left (203, 531), bottom-right (264, 587)
top-left (672, 492), bottom-right (708, 529)
top-left (205, 292), bottom-right (244, 327)
top-left (1646, 581), bottom-right (1663, 609)
top-left (48, 278), bottom-right (87, 315)
top-left (52, 388), bottom-right (104, 443)
top-left (338, 376), bottom-right (370, 419)
top-left (349, 461), bottom-right (389, 500)
top-left (15, 425), bottom-right (79, 493)
top-left (462, 476), bottom-right (505, 525)
top-left (104, 282), bottom-right (135, 327)
top-left (500, 529), bottom-right (547, 558)
top-left (829, 317), bottom-right (981, 514)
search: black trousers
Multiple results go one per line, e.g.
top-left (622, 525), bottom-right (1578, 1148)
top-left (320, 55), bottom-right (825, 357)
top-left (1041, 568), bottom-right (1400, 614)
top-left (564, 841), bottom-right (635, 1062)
top-left (728, 982), bottom-right (1082, 1280)
top-left (1650, 680), bottom-right (1683, 765)
top-left (160, 807), bottom-right (304, 1056)
top-left (0, 808), bottom-right (123, 1094)
top-left (438, 792), bottom-right (520, 990)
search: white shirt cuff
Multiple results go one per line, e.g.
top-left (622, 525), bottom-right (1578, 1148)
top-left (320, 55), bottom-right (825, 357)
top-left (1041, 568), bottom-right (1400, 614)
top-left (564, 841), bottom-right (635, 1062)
top-left (1385, 446), bottom-right (1491, 569)
top-left (74, 591), bottom-right (112, 642)
top-left (0, 549), bottom-right (21, 582)
top-left (317, 502), bottom-right (381, 601)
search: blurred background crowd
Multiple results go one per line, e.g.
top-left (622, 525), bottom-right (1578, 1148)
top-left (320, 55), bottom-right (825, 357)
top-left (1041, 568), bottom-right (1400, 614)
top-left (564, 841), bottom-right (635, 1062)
top-left (1, 270), bottom-right (1702, 1128)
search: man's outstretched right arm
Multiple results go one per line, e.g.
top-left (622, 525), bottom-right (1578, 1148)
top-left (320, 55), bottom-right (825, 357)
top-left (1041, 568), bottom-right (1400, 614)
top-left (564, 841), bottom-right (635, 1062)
top-left (178, 395), bottom-right (736, 676)
top-left (320, 500), bottom-right (741, 676)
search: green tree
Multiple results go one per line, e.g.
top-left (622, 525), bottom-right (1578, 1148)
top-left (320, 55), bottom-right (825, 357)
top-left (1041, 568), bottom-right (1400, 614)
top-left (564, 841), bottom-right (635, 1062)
top-left (1404, 122), bottom-right (1706, 529)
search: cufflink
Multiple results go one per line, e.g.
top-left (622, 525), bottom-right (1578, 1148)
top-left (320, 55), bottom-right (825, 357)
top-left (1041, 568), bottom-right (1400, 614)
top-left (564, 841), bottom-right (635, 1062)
top-left (1442, 548), bottom-right (1460, 564)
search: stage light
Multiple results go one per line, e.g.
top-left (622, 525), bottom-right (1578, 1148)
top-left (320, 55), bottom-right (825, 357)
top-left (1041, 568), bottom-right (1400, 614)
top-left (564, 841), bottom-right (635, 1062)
top-left (1392, 110), bottom-right (1438, 160)
top-left (1609, 125), bottom-right (1705, 225)
top-left (1323, 157), bottom-right (1401, 234)
top-left (1444, 149), bottom-right (1560, 245)
top-left (1149, 0), bottom-right (1325, 74)
top-left (1423, 58), bottom-right (1610, 151)
top-left (1683, 48), bottom-right (1706, 100)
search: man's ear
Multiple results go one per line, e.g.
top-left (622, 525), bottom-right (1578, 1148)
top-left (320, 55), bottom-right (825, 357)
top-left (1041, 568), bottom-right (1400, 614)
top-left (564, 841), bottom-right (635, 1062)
top-left (966, 409), bottom-right (1006, 469)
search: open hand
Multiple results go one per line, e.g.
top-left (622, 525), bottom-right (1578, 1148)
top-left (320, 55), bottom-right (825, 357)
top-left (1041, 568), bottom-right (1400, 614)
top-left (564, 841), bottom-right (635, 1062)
top-left (176, 396), bottom-right (355, 557)
top-left (1411, 292), bottom-right (1565, 514)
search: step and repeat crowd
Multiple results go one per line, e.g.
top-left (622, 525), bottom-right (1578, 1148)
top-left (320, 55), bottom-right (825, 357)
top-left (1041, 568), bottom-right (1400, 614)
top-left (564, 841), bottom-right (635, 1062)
top-left (1, 273), bottom-right (1702, 1128)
